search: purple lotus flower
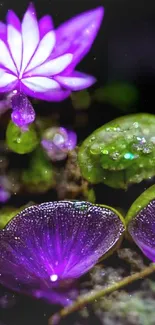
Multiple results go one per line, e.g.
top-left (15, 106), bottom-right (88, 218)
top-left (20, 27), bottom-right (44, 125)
top-left (0, 3), bottom-right (104, 129)
top-left (0, 201), bottom-right (124, 305)
top-left (128, 200), bottom-right (155, 262)
top-left (41, 127), bottom-right (77, 161)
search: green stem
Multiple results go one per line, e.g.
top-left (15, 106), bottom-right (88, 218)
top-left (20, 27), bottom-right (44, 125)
top-left (48, 263), bottom-right (155, 325)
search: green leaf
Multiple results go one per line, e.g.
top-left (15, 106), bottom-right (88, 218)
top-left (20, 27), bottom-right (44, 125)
top-left (78, 113), bottom-right (155, 189)
top-left (21, 147), bottom-right (54, 193)
top-left (6, 121), bottom-right (39, 154)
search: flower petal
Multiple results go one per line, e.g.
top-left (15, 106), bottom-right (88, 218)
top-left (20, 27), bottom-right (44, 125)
top-left (25, 31), bottom-right (56, 73)
top-left (22, 76), bottom-right (60, 92)
top-left (26, 53), bottom-right (73, 77)
top-left (0, 70), bottom-right (17, 88)
top-left (55, 71), bottom-right (96, 91)
top-left (0, 39), bottom-right (17, 73)
top-left (0, 201), bottom-right (124, 299)
top-left (6, 10), bottom-right (21, 32)
top-left (39, 15), bottom-right (54, 38)
top-left (20, 3), bottom-right (40, 75)
top-left (7, 26), bottom-right (22, 72)
top-left (21, 82), bottom-right (71, 102)
top-left (51, 7), bottom-right (104, 70)
top-left (0, 22), bottom-right (7, 41)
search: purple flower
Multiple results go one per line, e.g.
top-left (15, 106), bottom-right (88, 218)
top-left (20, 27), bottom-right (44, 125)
top-left (0, 3), bottom-right (104, 128)
top-left (128, 200), bottom-right (155, 262)
top-left (0, 201), bottom-right (124, 305)
top-left (41, 127), bottom-right (77, 161)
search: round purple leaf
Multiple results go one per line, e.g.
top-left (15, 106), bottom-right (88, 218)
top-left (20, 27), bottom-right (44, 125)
top-left (127, 185), bottom-right (155, 261)
top-left (0, 201), bottom-right (125, 304)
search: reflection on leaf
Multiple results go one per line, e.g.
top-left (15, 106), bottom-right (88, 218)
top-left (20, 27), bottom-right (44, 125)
top-left (94, 82), bottom-right (139, 112)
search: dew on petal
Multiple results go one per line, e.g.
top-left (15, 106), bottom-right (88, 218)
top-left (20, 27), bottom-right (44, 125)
top-left (11, 92), bottom-right (35, 129)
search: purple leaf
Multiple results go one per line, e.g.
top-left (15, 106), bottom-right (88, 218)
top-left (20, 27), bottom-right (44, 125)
top-left (0, 201), bottom-right (124, 305)
top-left (127, 185), bottom-right (155, 261)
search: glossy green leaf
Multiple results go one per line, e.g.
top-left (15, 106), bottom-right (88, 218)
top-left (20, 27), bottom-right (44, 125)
top-left (78, 113), bottom-right (155, 189)
top-left (6, 121), bottom-right (39, 154)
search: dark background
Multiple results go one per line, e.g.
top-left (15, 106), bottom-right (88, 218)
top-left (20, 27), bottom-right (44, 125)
top-left (1, 1), bottom-right (155, 324)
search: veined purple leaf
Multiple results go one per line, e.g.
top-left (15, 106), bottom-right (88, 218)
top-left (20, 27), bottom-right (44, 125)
top-left (127, 185), bottom-right (155, 261)
top-left (0, 201), bottom-right (125, 305)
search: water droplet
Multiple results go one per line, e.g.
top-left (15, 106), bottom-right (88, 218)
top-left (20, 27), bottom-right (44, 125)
top-left (16, 138), bottom-right (21, 144)
top-left (143, 147), bottom-right (152, 154)
top-left (101, 149), bottom-right (109, 155)
top-left (90, 144), bottom-right (100, 155)
top-left (111, 152), bottom-right (120, 160)
top-left (124, 152), bottom-right (134, 160)
top-left (133, 122), bottom-right (139, 128)
top-left (72, 201), bottom-right (88, 211)
top-left (150, 137), bottom-right (155, 144)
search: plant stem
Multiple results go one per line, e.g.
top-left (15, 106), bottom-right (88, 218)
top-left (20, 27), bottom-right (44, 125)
top-left (48, 263), bottom-right (155, 325)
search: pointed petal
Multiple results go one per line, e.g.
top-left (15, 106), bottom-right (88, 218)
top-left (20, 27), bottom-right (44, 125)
top-left (55, 71), bottom-right (96, 91)
top-left (25, 31), bottom-right (56, 73)
top-left (7, 10), bottom-right (21, 32)
top-left (7, 26), bottom-right (22, 72)
top-left (22, 76), bottom-right (60, 92)
top-left (0, 39), bottom-right (17, 73)
top-left (26, 53), bottom-right (73, 77)
top-left (51, 7), bottom-right (104, 70)
top-left (21, 83), bottom-right (71, 101)
top-left (0, 70), bottom-right (17, 87)
top-left (0, 22), bottom-right (7, 41)
top-left (39, 15), bottom-right (54, 38)
top-left (21, 4), bottom-right (40, 75)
